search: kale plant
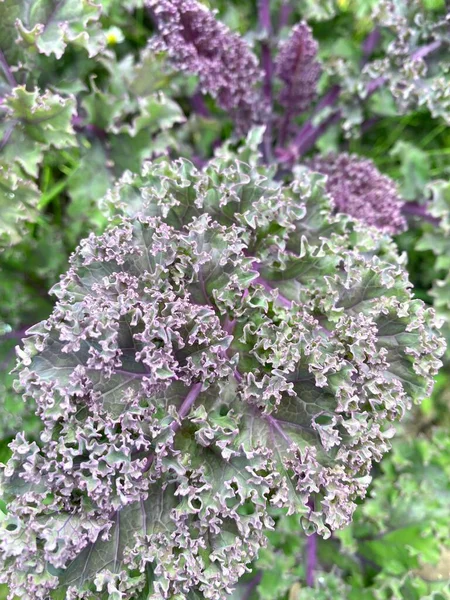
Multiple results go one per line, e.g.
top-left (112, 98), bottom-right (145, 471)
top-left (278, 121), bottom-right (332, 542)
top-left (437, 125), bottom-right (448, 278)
top-left (0, 0), bottom-right (449, 599)
top-left (0, 137), bottom-right (445, 598)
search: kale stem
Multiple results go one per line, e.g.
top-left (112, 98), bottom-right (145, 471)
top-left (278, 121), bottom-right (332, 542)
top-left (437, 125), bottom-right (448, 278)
top-left (72, 116), bottom-right (107, 140)
top-left (191, 92), bottom-right (210, 117)
top-left (258, 0), bottom-right (274, 164)
top-left (258, 0), bottom-right (273, 100)
top-left (411, 40), bottom-right (441, 61)
top-left (278, 1), bottom-right (292, 30)
top-left (253, 275), bottom-right (292, 309)
top-left (276, 37), bottom-right (440, 163)
top-left (172, 382), bottom-right (202, 426)
top-left (361, 28), bottom-right (381, 66)
top-left (402, 202), bottom-right (440, 226)
top-left (306, 532), bottom-right (317, 586)
top-left (0, 48), bottom-right (17, 88)
top-left (242, 571), bottom-right (263, 600)
top-left (1, 325), bottom-right (30, 340)
top-left (142, 382), bottom-right (202, 472)
top-left (276, 85), bottom-right (340, 163)
top-left (223, 315), bottom-right (236, 335)
top-left (306, 499), bottom-right (317, 587)
top-left (365, 75), bottom-right (387, 95)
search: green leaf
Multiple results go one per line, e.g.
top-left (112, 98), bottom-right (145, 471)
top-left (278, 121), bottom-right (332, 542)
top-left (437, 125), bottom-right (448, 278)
top-left (115, 93), bottom-right (186, 137)
top-left (390, 141), bottom-right (431, 201)
top-left (81, 81), bottom-right (128, 131)
top-left (0, 164), bottom-right (40, 244)
top-left (65, 139), bottom-right (111, 229)
top-left (1, 87), bottom-right (76, 178)
top-left (0, 337), bottom-right (40, 442)
top-left (55, 486), bottom-right (174, 594)
top-left (15, 0), bottom-right (103, 59)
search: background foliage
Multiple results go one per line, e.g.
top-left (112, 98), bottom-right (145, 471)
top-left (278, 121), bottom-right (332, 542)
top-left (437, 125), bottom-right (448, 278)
top-left (0, 0), bottom-right (449, 598)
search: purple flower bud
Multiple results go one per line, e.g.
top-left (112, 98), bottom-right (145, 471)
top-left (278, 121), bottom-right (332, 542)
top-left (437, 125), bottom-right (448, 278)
top-left (307, 153), bottom-right (406, 234)
top-left (149, 0), bottom-right (262, 133)
top-left (276, 22), bottom-right (321, 141)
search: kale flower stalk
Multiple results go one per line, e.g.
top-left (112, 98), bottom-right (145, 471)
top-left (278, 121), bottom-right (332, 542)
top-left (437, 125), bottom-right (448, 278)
top-left (149, 0), bottom-right (263, 134)
top-left (276, 1), bottom-right (449, 164)
top-left (275, 22), bottom-right (321, 146)
top-left (258, 0), bottom-right (274, 163)
top-left (306, 153), bottom-right (407, 235)
top-left (0, 136), bottom-right (444, 599)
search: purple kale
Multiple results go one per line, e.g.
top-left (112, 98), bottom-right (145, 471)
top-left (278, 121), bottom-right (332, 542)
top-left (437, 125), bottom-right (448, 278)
top-left (276, 22), bottom-right (321, 143)
top-left (0, 148), bottom-right (444, 599)
top-left (307, 153), bottom-right (407, 234)
top-left (149, 0), bottom-right (262, 132)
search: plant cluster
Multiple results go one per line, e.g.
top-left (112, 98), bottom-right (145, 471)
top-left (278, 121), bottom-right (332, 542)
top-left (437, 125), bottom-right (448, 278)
top-left (0, 1), bottom-right (449, 599)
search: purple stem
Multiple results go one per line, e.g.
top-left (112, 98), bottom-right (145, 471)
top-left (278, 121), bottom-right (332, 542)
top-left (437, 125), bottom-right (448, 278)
top-left (277, 38), bottom-right (441, 162)
top-left (306, 530), bottom-right (317, 586)
top-left (191, 155), bottom-right (207, 169)
top-left (259, 0), bottom-right (272, 37)
top-left (171, 382), bottom-right (202, 428)
top-left (0, 48), bottom-right (17, 88)
top-left (143, 453), bottom-right (155, 472)
top-left (71, 115), bottom-right (83, 127)
top-left (411, 40), bottom-right (441, 61)
top-left (72, 115), bottom-right (107, 140)
top-left (361, 28), bottom-right (381, 66)
top-left (1, 325), bottom-right (30, 341)
top-left (277, 85), bottom-right (340, 162)
top-left (402, 202), bottom-right (439, 226)
top-left (143, 382), bottom-right (202, 472)
top-left (223, 316), bottom-right (236, 335)
top-left (254, 276), bottom-right (292, 309)
top-left (360, 116), bottom-right (380, 134)
top-left (242, 571), bottom-right (263, 600)
top-left (297, 112), bottom-right (341, 156)
top-left (278, 75), bottom-right (385, 162)
top-left (278, 1), bottom-right (292, 30)
top-left (266, 413), bottom-right (292, 443)
top-left (365, 75), bottom-right (387, 96)
top-left (191, 92), bottom-right (210, 118)
top-left (313, 85), bottom-right (342, 118)
top-left (261, 44), bottom-right (273, 107)
top-left (305, 499), bottom-right (317, 587)
top-left (258, 0), bottom-right (274, 163)
top-left (234, 368), bottom-right (243, 383)
top-left (259, 0), bottom-right (272, 42)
